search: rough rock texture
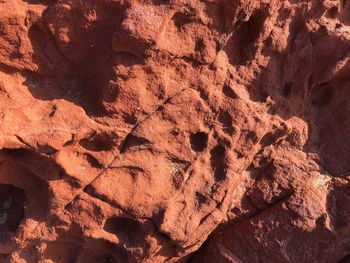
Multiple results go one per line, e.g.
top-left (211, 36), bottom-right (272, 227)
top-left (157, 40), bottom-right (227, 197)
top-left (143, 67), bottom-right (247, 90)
top-left (0, 0), bottom-right (350, 262)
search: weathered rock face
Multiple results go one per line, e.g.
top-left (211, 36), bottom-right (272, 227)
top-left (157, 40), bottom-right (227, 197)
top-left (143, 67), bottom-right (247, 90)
top-left (0, 0), bottom-right (350, 262)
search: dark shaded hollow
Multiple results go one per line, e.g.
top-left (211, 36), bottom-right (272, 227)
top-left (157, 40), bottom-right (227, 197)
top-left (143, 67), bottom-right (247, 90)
top-left (326, 6), bottom-right (339, 18)
top-left (227, 8), bottom-right (269, 65)
top-left (79, 133), bottom-right (116, 152)
top-left (282, 82), bottom-right (293, 98)
top-left (0, 184), bottom-right (25, 232)
top-left (43, 241), bottom-right (82, 263)
top-left (210, 145), bottom-right (227, 181)
top-left (190, 132), bottom-right (209, 152)
top-left (338, 254), bottom-right (350, 263)
top-left (75, 241), bottom-right (127, 263)
top-left (103, 217), bottom-right (145, 246)
top-left (120, 134), bottom-right (151, 152)
top-left (310, 83), bottom-right (334, 108)
top-left (218, 110), bottom-right (235, 135)
top-left (172, 12), bottom-right (194, 28)
top-left (222, 84), bottom-right (238, 99)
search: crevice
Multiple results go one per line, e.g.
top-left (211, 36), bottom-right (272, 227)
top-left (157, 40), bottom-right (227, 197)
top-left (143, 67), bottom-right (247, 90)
top-left (14, 135), bottom-right (34, 150)
top-left (80, 185), bottom-right (136, 217)
top-left (48, 104), bottom-right (57, 117)
top-left (118, 88), bottom-right (189, 152)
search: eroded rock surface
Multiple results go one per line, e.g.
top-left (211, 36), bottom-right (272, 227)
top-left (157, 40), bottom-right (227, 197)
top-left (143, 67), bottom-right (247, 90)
top-left (0, 0), bottom-right (350, 262)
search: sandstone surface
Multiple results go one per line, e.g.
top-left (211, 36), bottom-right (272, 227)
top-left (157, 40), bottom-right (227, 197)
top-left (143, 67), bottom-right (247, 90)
top-left (0, 0), bottom-right (350, 262)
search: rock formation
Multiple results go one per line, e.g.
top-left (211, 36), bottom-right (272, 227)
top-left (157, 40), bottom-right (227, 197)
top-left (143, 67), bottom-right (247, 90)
top-left (0, 0), bottom-right (350, 262)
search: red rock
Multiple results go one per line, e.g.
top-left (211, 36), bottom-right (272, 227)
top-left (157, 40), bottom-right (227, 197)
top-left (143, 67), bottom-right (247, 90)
top-left (0, 0), bottom-right (350, 262)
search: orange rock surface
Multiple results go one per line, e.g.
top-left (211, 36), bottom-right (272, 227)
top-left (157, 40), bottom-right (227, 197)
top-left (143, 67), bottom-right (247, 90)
top-left (0, 0), bottom-right (350, 262)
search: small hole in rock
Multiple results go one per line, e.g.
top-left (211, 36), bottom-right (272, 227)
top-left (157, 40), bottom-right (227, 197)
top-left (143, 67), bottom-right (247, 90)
top-left (79, 133), bottom-right (116, 152)
top-left (190, 132), bottom-right (208, 152)
top-left (210, 145), bottom-right (227, 181)
top-left (195, 39), bottom-right (205, 51)
top-left (222, 84), bottom-right (238, 99)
